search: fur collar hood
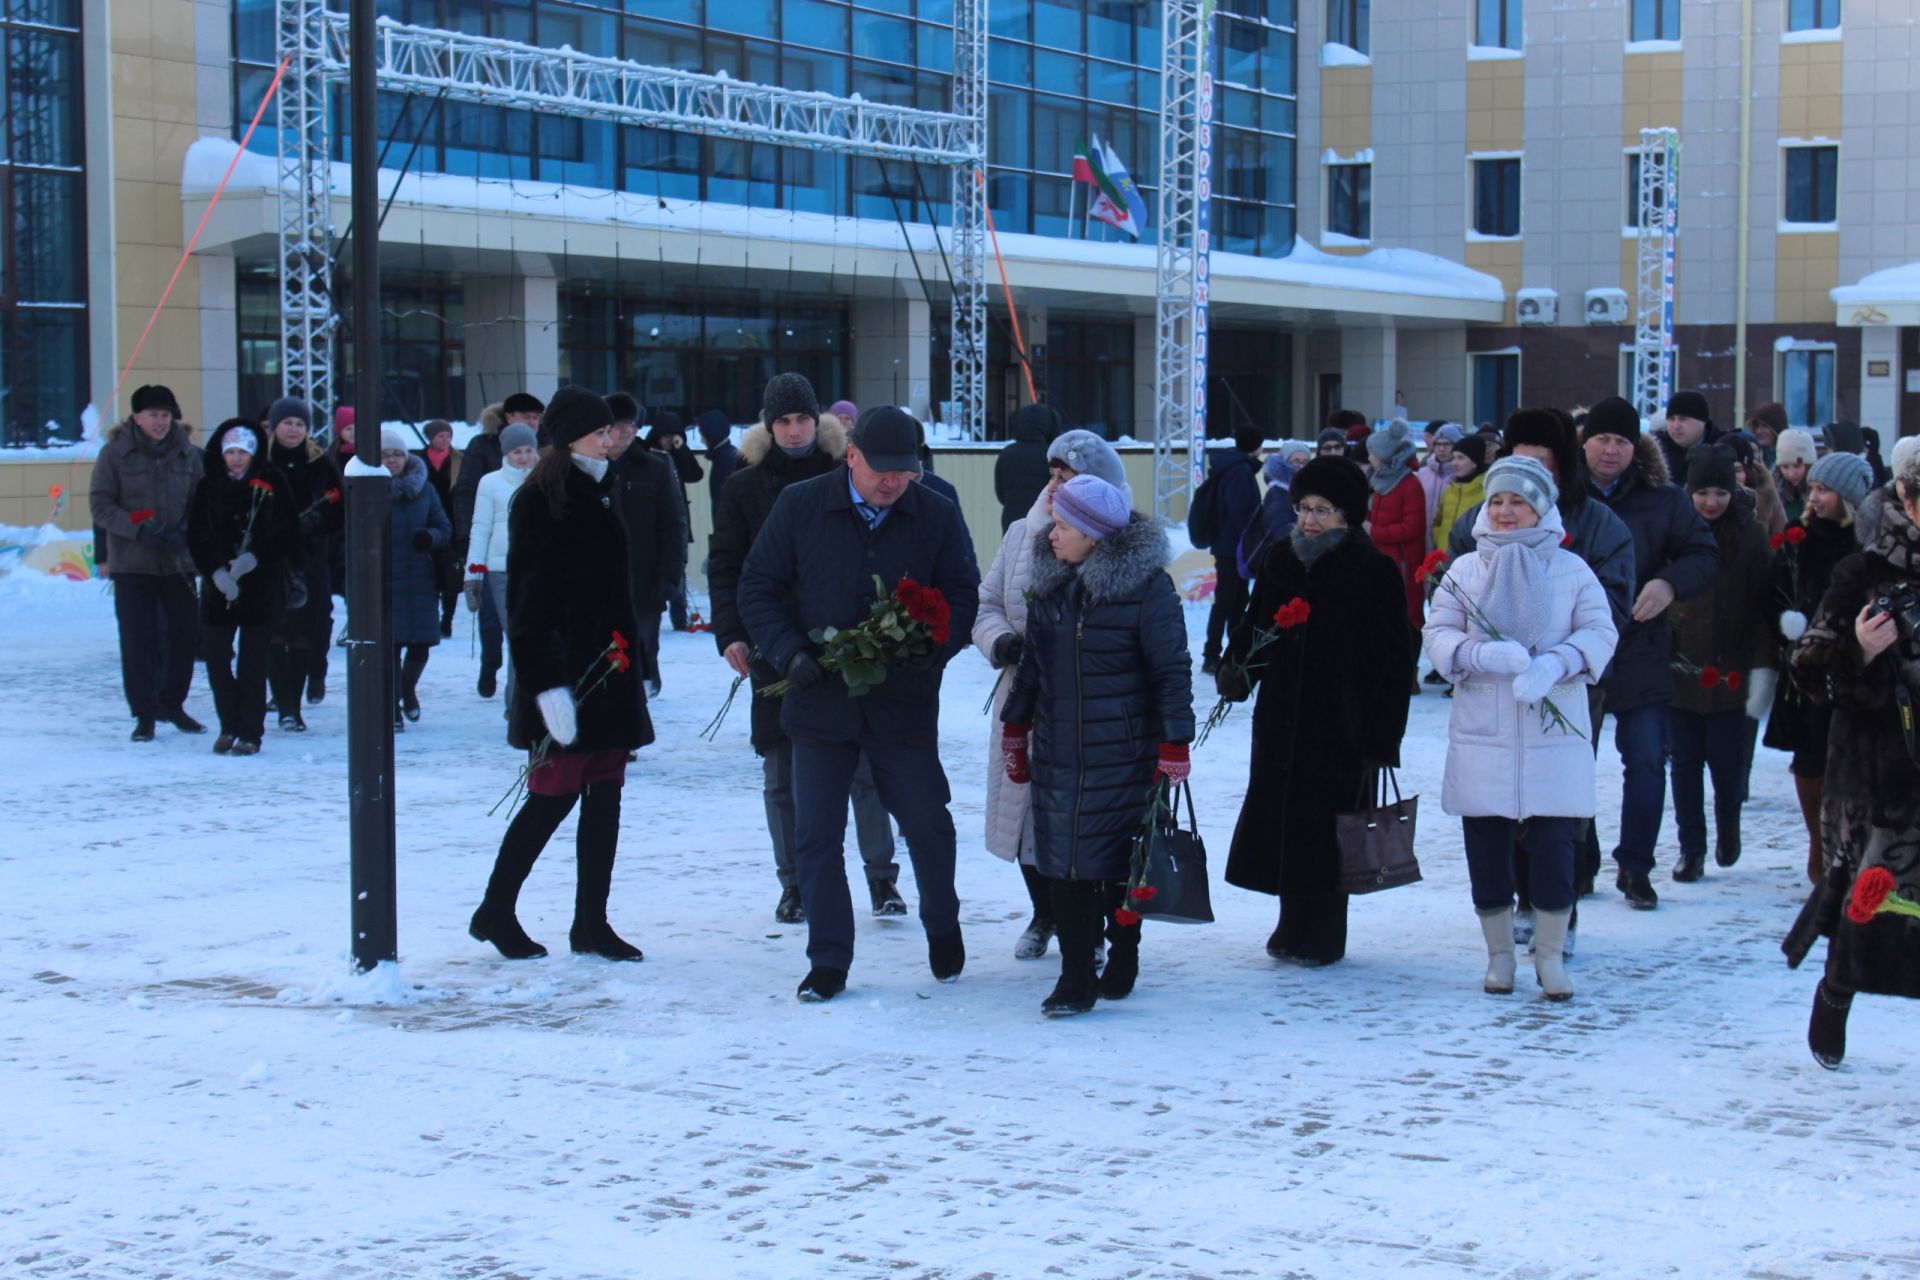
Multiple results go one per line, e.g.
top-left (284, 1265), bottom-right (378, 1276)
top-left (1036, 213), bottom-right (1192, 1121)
top-left (738, 411), bottom-right (848, 467)
top-left (1628, 433), bottom-right (1671, 490)
top-left (479, 402), bottom-right (506, 435)
top-left (1028, 511), bottom-right (1171, 605)
top-left (392, 451), bottom-right (429, 499)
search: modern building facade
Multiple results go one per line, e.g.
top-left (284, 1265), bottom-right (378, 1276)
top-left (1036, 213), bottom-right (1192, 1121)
top-left (8, 0), bottom-right (1916, 458)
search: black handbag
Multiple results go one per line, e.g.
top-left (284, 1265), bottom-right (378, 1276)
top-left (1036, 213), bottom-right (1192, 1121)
top-left (1334, 767), bottom-right (1422, 895)
top-left (1126, 781), bottom-right (1215, 925)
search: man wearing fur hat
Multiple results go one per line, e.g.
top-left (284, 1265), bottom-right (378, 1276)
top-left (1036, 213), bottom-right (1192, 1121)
top-left (710, 374), bottom-right (909, 924)
top-left (91, 385), bottom-right (208, 742)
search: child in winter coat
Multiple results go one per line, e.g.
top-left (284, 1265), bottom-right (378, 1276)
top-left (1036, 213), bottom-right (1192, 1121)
top-left (1424, 457), bottom-right (1618, 1001)
top-left (463, 422), bottom-right (538, 712)
top-left (1664, 445), bottom-right (1774, 884)
top-left (1001, 475), bottom-right (1194, 1017)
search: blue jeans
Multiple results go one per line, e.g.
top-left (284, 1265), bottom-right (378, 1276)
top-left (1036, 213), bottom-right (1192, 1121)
top-left (791, 735), bottom-right (961, 971)
top-left (1463, 816), bottom-right (1576, 913)
top-left (1598, 702), bottom-right (1669, 875)
top-left (1668, 706), bottom-right (1747, 860)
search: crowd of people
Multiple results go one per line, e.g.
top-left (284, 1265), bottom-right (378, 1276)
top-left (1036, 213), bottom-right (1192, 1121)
top-left (86, 375), bottom-right (1920, 1066)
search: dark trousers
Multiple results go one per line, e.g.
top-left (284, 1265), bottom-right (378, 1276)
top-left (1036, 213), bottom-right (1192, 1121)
top-left (1204, 560), bottom-right (1250, 661)
top-left (203, 619), bottom-right (270, 741)
top-left (668, 579), bottom-right (690, 631)
top-left (761, 740), bottom-right (898, 889)
top-left (481, 782), bottom-right (624, 927)
top-left (1668, 706), bottom-right (1747, 859)
top-left (1276, 891), bottom-right (1348, 964)
top-left (790, 734), bottom-right (961, 971)
top-left (1595, 701), bottom-right (1669, 875)
top-left (477, 577), bottom-right (504, 678)
top-left (395, 645), bottom-right (430, 710)
top-left (1464, 815), bottom-right (1576, 913)
top-left (308, 585), bottom-right (334, 694)
top-left (632, 585), bottom-right (663, 686)
top-left (113, 573), bottom-right (198, 719)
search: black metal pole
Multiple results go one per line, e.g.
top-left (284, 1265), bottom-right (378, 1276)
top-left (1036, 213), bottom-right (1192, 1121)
top-left (347, 0), bottom-right (397, 973)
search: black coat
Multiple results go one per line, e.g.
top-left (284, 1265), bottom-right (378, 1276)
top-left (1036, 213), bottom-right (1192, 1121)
top-left (387, 455), bottom-right (452, 646)
top-left (1001, 516), bottom-right (1194, 881)
top-left (610, 448), bottom-right (684, 612)
top-left (737, 465), bottom-right (980, 747)
top-left (995, 406), bottom-right (1055, 533)
top-left (1585, 436), bottom-right (1719, 712)
top-left (1763, 515), bottom-right (1856, 753)
top-left (266, 440), bottom-right (344, 637)
top-left (186, 424), bottom-right (297, 628)
top-left (704, 440), bottom-right (738, 521)
top-left (1223, 532), bottom-right (1413, 897)
top-left (917, 466), bottom-right (978, 575)
top-left (707, 420), bottom-right (847, 752)
top-left (506, 463), bottom-right (654, 755)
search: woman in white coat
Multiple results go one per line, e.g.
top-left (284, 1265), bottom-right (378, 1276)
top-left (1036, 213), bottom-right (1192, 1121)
top-left (462, 423), bottom-right (538, 711)
top-left (1424, 456), bottom-right (1618, 1001)
top-left (974, 427), bottom-right (1132, 960)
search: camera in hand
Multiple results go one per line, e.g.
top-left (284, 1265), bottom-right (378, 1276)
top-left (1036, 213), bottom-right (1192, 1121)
top-left (1871, 583), bottom-right (1920, 642)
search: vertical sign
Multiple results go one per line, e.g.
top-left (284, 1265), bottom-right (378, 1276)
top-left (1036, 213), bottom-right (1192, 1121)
top-left (1659, 131), bottom-right (1679, 410)
top-left (1192, 0), bottom-right (1216, 491)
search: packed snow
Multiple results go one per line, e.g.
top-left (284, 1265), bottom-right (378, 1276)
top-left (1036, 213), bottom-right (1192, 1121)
top-left (1833, 260), bottom-right (1920, 306)
top-left (2, 575), bottom-right (1915, 1278)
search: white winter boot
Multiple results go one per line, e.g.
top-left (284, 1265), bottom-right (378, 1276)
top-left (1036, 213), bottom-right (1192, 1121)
top-left (1477, 906), bottom-right (1516, 995)
top-left (1531, 908), bottom-right (1573, 1001)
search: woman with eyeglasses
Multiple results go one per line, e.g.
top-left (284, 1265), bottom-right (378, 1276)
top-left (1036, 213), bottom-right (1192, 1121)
top-left (1214, 457), bottom-right (1414, 968)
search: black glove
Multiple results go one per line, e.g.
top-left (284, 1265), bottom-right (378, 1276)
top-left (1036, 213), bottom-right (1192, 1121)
top-left (991, 633), bottom-right (1022, 670)
top-left (1215, 663), bottom-right (1253, 703)
top-left (300, 509), bottom-right (324, 534)
top-left (135, 523), bottom-right (162, 547)
top-left (158, 529), bottom-right (188, 554)
top-left (784, 652), bottom-right (825, 691)
top-left (412, 529), bottom-right (435, 551)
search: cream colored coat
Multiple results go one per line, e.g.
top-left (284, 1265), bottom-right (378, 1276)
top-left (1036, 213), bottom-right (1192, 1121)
top-left (972, 487), bottom-right (1054, 861)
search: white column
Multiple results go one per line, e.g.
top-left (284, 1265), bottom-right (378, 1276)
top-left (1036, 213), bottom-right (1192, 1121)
top-left (1859, 325), bottom-right (1898, 450)
top-left (196, 253), bottom-right (238, 428)
top-left (852, 296), bottom-right (933, 421)
top-left (463, 275), bottom-right (560, 413)
top-left (1340, 326), bottom-right (1399, 425)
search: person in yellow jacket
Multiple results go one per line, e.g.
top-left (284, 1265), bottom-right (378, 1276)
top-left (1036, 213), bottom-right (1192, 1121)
top-left (1432, 434), bottom-right (1491, 551)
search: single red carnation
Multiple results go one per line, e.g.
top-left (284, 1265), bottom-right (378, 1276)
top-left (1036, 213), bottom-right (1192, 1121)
top-left (1847, 866), bottom-right (1896, 925)
top-left (609, 651), bottom-right (630, 673)
top-left (1130, 885), bottom-right (1158, 901)
top-left (1415, 550), bottom-right (1449, 584)
top-left (249, 477), bottom-right (274, 493)
top-left (930, 622), bottom-right (950, 647)
top-left (1698, 666), bottom-right (1721, 689)
top-left (1561, 532), bottom-right (1574, 547)
top-left (611, 630), bottom-right (629, 652)
top-left (129, 508), bottom-right (156, 526)
top-left (1785, 525), bottom-right (1807, 545)
top-left (1725, 670), bottom-right (1742, 692)
top-left (324, 488), bottom-right (342, 504)
top-left (468, 563), bottom-right (488, 575)
top-left (1769, 532), bottom-right (1787, 551)
top-left (1113, 907), bottom-right (1142, 927)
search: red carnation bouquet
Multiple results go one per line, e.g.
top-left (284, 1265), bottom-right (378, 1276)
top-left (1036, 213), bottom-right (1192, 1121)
top-left (1845, 865), bottom-right (1920, 925)
top-left (491, 630), bottom-right (632, 817)
top-left (1194, 595), bottom-right (1310, 747)
top-left (1671, 655), bottom-right (1743, 693)
top-left (239, 476), bottom-right (275, 553)
top-left (760, 574), bottom-right (952, 699)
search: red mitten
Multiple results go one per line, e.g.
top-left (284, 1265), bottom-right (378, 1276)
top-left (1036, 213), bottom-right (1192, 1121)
top-left (1156, 742), bottom-right (1191, 785)
top-left (1002, 723), bottom-right (1032, 784)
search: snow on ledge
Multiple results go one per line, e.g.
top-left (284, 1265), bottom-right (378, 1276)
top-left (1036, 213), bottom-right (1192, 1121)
top-left (1779, 220), bottom-right (1838, 234)
top-left (1466, 229), bottom-right (1522, 244)
top-left (1467, 44), bottom-right (1524, 61)
top-left (1625, 39), bottom-right (1682, 55)
top-left (1320, 42), bottom-right (1372, 68)
top-left (1320, 147), bottom-right (1375, 165)
top-left (1781, 26), bottom-right (1841, 44)
top-left (1832, 261), bottom-right (1920, 306)
top-left (1319, 230), bottom-right (1371, 249)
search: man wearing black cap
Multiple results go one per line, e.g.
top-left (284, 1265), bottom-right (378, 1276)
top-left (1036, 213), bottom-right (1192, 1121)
top-left (1580, 395), bottom-right (1718, 909)
top-left (737, 406), bottom-right (981, 1002)
top-left (1657, 389), bottom-right (1718, 487)
top-left (91, 385), bottom-right (207, 741)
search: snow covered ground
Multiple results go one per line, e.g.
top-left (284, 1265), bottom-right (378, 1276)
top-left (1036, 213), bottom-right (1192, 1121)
top-left (3, 575), bottom-right (1917, 1279)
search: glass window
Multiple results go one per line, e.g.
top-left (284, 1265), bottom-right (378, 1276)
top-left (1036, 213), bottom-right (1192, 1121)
top-left (989, 2), bottom-right (1029, 40)
top-left (1781, 349), bottom-right (1835, 430)
top-left (1089, 58), bottom-right (1135, 106)
top-left (1472, 353), bottom-right (1520, 429)
top-left (783, 0), bottom-right (848, 49)
top-left (623, 0), bottom-right (699, 21)
top-left (1788, 0), bottom-right (1840, 30)
top-left (1630, 0), bottom-right (1678, 40)
top-left (989, 39), bottom-right (1031, 84)
top-left (1328, 0), bottom-right (1369, 53)
top-left (853, 11), bottom-right (913, 62)
top-left (852, 59), bottom-right (915, 105)
top-left (623, 17), bottom-right (702, 70)
top-left (917, 21), bottom-right (954, 72)
top-left (990, 89), bottom-right (1031, 169)
top-left (707, 0), bottom-right (776, 36)
top-left (622, 126), bottom-right (701, 199)
top-left (1088, 2), bottom-right (1132, 60)
top-left (1034, 50), bottom-right (1087, 97)
top-left (708, 139), bottom-right (777, 207)
top-left (7, 29), bottom-right (81, 166)
top-left (1034, 0), bottom-right (1083, 50)
top-left (1327, 162), bottom-right (1370, 238)
top-left (1475, 0), bottom-right (1520, 48)
top-left (1032, 95), bottom-right (1083, 179)
top-left (1473, 157), bottom-right (1521, 236)
top-left (10, 170), bottom-right (84, 300)
top-left (1784, 145), bottom-right (1838, 223)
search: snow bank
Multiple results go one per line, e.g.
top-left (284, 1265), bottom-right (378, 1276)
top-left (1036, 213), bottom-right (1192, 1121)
top-left (1832, 260), bottom-right (1920, 305)
top-left (275, 960), bottom-right (453, 1008)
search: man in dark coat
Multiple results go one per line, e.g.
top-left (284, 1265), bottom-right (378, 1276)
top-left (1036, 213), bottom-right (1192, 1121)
top-left (1200, 424), bottom-right (1265, 674)
top-left (710, 374), bottom-right (907, 924)
top-left (453, 392), bottom-right (541, 695)
top-left (994, 402), bottom-right (1057, 532)
top-left (737, 406), bottom-right (981, 1002)
top-left (1580, 396), bottom-right (1719, 909)
top-left (646, 409), bottom-right (701, 630)
top-left (1656, 389), bottom-right (1720, 488)
top-left (694, 409), bottom-right (738, 524)
top-left (90, 384), bottom-right (206, 741)
top-left (606, 400), bottom-right (683, 696)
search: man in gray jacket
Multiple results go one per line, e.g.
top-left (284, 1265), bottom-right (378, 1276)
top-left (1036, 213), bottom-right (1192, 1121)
top-left (90, 386), bottom-right (206, 742)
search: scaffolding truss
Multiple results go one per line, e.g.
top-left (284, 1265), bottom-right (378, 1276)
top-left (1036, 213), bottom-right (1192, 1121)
top-left (277, 4), bottom-right (989, 435)
top-left (1152, 0), bottom-right (1212, 520)
top-left (1630, 128), bottom-right (1679, 423)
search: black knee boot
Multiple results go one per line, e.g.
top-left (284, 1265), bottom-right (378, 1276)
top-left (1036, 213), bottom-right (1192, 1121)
top-left (400, 647), bottom-right (428, 720)
top-left (1808, 977), bottom-right (1853, 1069)
top-left (1042, 879), bottom-right (1102, 1016)
top-left (470, 792), bottom-right (575, 958)
top-left (1100, 880), bottom-right (1141, 999)
top-left (571, 782), bottom-right (642, 961)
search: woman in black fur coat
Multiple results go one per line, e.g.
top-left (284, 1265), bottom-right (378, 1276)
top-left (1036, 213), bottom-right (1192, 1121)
top-left (469, 388), bottom-right (655, 963)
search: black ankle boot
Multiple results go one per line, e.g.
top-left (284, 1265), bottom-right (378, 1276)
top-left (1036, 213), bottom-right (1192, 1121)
top-left (1042, 966), bottom-right (1098, 1016)
top-left (469, 903), bottom-right (547, 959)
top-left (1044, 877), bottom-right (1105, 1016)
top-left (570, 920), bottom-right (643, 961)
top-left (1808, 979), bottom-right (1852, 1069)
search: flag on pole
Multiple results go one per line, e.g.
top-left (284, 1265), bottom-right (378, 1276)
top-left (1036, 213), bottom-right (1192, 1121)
top-left (1071, 137), bottom-right (1097, 187)
top-left (1102, 137), bottom-right (1150, 237)
top-left (1085, 134), bottom-right (1140, 239)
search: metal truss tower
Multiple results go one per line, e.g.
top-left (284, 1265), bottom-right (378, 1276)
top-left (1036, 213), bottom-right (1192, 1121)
top-left (275, 5), bottom-right (989, 433)
top-left (1630, 128), bottom-right (1680, 423)
top-left (1152, 0), bottom-right (1214, 520)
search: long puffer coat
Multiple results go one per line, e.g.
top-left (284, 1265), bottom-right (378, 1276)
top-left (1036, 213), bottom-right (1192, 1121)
top-left (388, 454), bottom-right (451, 646)
top-left (1424, 505), bottom-right (1620, 820)
top-left (1223, 530), bottom-right (1414, 897)
top-left (1667, 492), bottom-right (1773, 714)
top-left (974, 486), bottom-right (1053, 861)
top-left (1762, 514), bottom-right (1857, 753)
top-left (1000, 514), bottom-right (1194, 882)
top-left (506, 462), bottom-right (654, 755)
top-left (1368, 470), bottom-right (1428, 629)
top-left (185, 423), bottom-right (296, 628)
top-left (1792, 513), bottom-right (1920, 999)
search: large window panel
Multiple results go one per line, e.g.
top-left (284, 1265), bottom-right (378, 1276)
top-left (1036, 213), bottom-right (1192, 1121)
top-left (1781, 348), bottom-right (1835, 429)
top-left (990, 89), bottom-right (1031, 170)
top-left (1630, 0), bottom-right (1679, 41)
top-left (783, 0), bottom-right (847, 50)
top-left (707, 0), bottom-right (775, 37)
top-left (852, 11), bottom-right (913, 63)
top-left (1784, 145), bottom-right (1838, 224)
top-left (1034, 0), bottom-right (1083, 50)
top-left (1087, 1), bottom-right (1133, 61)
top-left (1472, 352), bottom-right (1520, 428)
top-left (7, 29), bottom-right (82, 166)
top-left (1473, 157), bottom-right (1521, 236)
top-left (11, 170), bottom-right (83, 301)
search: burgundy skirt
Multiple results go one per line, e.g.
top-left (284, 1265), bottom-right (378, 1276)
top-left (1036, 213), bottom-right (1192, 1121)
top-left (527, 747), bottom-right (628, 797)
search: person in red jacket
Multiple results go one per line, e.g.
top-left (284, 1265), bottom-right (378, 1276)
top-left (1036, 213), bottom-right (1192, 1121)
top-left (1363, 419), bottom-right (1428, 693)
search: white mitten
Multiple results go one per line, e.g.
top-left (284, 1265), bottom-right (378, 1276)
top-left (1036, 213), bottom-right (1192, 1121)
top-left (535, 687), bottom-right (577, 746)
top-left (1473, 639), bottom-right (1532, 676)
top-left (1779, 610), bottom-right (1808, 641)
top-left (1745, 668), bottom-right (1779, 720)
top-left (229, 551), bottom-right (258, 578)
top-left (211, 567), bottom-right (240, 601)
top-left (1513, 652), bottom-right (1567, 703)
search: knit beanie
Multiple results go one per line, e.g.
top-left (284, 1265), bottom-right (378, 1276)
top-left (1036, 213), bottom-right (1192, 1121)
top-left (1666, 389), bottom-right (1711, 424)
top-left (644, 410), bottom-right (685, 449)
top-left (1052, 474), bottom-right (1130, 541)
top-left (1808, 452), bottom-right (1873, 510)
top-left (1891, 435), bottom-right (1920, 479)
top-left (1288, 456), bottom-right (1370, 527)
top-left (1684, 443), bottom-right (1738, 495)
top-left (131, 384), bottom-right (182, 418)
top-left (1453, 434), bottom-right (1493, 472)
top-left (828, 399), bottom-right (859, 423)
top-left (1723, 433), bottom-right (1761, 474)
top-left (761, 372), bottom-right (821, 427)
top-left (695, 409), bottom-right (732, 445)
top-left (381, 425), bottom-right (412, 453)
top-left (542, 385), bottom-right (614, 450)
top-left (1366, 418), bottom-right (1415, 465)
top-left (1262, 452), bottom-right (1294, 485)
top-left (502, 392), bottom-right (545, 417)
top-left (1774, 428), bottom-right (1818, 469)
top-left (1822, 420), bottom-right (1866, 456)
top-left (267, 397), bottom-right (311, 430)
top-left (605, 392), bottom-right (642, 426)
top-left (1484, 455), bottom-right (1559, 516)
top-left (1584, 396), bottom-right (1643, 444)
top-left (1434, 422), bottom-right (1464, 444)
top-left (498, 423), bottom-right (538, 455)
top-left (1047, 428), bottom-right (1127, 491)
top-left (220, 424), bottom-right (258, 455)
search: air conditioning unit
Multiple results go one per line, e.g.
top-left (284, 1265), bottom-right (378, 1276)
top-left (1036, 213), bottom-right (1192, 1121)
top-left (1585, 288), bottom-right (1630, 325)
top-left (1515, 288), bottom-right (1558, 326)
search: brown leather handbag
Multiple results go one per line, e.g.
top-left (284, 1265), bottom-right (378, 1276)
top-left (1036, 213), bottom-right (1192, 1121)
top-left (1335, 768), bottom-right (1423, 895)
